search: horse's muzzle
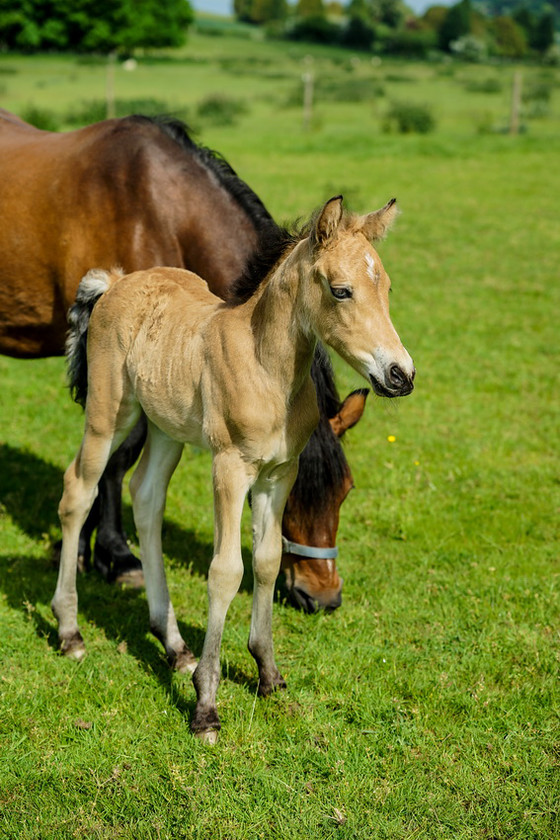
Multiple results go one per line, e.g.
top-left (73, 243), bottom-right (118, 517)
top-left (371, 364), bottom-right (415, 397)
top-left (288, 584), bottom-right (343, 614)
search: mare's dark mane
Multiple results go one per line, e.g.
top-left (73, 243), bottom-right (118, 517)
top-left (130, 114), bottom-right (277, 242)
top-left (291, 346), bottom-right (350, 519)
top-left (227, 225), bottom-right (299, 305)
top-left (132, 115), bottom-right (296, 305)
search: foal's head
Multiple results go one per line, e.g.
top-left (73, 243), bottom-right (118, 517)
top-left (305, 196), bottom-right (415, 398)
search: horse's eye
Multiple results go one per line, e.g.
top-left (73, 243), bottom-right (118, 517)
top-left (330, 286), bottom-right (352, 300)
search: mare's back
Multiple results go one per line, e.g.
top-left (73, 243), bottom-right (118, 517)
top-left (0, 113), bottom-right (232, 357)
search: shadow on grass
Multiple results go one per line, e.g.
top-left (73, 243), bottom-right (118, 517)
top-left (0, 443), bottom-right (259, 711)
top-left (0, 441), bottom-right (253, 586)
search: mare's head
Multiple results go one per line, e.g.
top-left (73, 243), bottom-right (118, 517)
top-left (280, 347), bottom-right (368, 613)
top-left (305, 196), bottom-right (415, 398)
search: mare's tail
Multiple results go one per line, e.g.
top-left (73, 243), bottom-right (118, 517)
top-left (66, 268), bottom-right (122, 407)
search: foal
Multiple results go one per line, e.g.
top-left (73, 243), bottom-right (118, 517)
top-left (52, 196), bottom-right (415, 740)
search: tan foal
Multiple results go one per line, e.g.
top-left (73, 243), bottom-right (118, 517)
top-left (52, 196), bottom-right (415, 741)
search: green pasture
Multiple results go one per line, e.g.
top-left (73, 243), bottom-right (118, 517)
top-left (1, 28), bottom-right (559, 840)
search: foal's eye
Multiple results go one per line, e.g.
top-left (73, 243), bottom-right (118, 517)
top-left (330, 286), bottom-right (353, 300)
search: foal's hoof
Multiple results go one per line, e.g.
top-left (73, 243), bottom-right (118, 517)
top-left (61, 632), bottom-right (86, 661)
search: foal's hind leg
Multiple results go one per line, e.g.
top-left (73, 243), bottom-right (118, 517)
top-left (52, 410), bottom-right (140, 658)
top-left (129, 422), bottom-right (196, 673)
top-left (249, 460), bottom-right (298, 696)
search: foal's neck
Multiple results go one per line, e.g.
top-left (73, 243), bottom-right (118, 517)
top-left (247, 239), bottom-right (316, 393)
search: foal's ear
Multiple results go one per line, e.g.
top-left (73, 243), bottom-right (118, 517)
top-left (360, 198), bottom-right (399, 242)
top-left (313, 195), bottom-right (344, 247)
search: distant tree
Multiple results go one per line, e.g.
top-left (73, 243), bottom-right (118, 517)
top-left (0, 0), bottom-right (40, 49)
top-left (0, 0), bottom-right (193, 52)
top-left (421, 5), bottom-right (449, 33)
top-left (325, 1), bottom-right (345, 16)
top-left (492, 15), bottom-right (527, 56)
top-left (253, 0), bottom-right (288, 22)
top-left (347, 0), bottom-right (370, 21)
top-left (296, 0), bottom-right (325, 17)
top-left (347, 0), bottom-right (405, 28)
top-left (377, 0), bottom-right (405, 27)
top-left (288, 13), bottom-right (340, 42)
top-left (341, 15), bottom-right (376, 48)
top-left (512, 5), bottom-right (535, 41)
top-left (438, 0), bottom-right (472, 51)
top-left (233, 0), bottom-right (253, 22)
top-left (533, 11), bottom-right (555, 53)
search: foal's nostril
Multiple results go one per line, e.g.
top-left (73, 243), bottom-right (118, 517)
top-left (389, 364), bottom-right (406, 388)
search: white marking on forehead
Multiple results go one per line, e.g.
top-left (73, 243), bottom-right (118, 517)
top-left (365, 253), bottom-right (376, 282)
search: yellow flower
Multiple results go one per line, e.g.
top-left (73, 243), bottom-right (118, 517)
top-left (387, 435), bottom-right (396, 443)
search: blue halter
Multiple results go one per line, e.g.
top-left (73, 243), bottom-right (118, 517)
top-left (281, 536), bottom-right (339, 560)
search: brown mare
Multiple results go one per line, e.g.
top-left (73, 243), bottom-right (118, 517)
top-left (52, 196), bottom-right (415, 740)
top-left (0, 108), bottom-right (367, 611)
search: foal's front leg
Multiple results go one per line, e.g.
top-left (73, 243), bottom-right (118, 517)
top-left (249, 460), bottom-right (298, 695)
top-left (191, 450), bottom-right (254, 742)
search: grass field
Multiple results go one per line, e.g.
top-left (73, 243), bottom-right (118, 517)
top-left (1, 25), bottom-right (559, 840)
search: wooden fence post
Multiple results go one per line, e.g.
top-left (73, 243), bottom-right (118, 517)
top-left (302, 71), bottom-right (314, 132)
top-left (106, 51), bottom-right (117, 120)
top-left (509, 70), bottom-right (522, 136)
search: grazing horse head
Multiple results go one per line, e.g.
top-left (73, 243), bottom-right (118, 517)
top-left (280, 349), bottom-right (368, 612)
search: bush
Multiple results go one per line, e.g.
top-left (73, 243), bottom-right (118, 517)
top-left (380, 28), bottom-right (437, 58)
top-left (542, 44), bottom-right (560, 66)
top-left (523, 80), bottom-right (552, 119)
top-left (65, 98), bottom-right (182, 126)
top-left (286, 15), bottom-right (340, 45)
top-left (340, 17), bottom-right (375, 51)
top-left (196, 95), bottom-right (249, 127)
top-left (19, 105), bottom-right (60, 131)
top-left (464, 77), bottom-right (502, 94)
top-left (382, 100), bottom-right (436, 134)
top-left (450, 34), bottom-right (488, 63)
top-left (284, 76), bottom-right (384, 108)
top-left (315, 76), bottom-right (385, 103)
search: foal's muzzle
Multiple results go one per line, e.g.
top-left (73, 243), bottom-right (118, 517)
top-left (371, 364), bottom-right (415, 397)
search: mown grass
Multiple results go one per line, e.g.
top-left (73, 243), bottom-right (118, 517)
top-left (1, 25), bottom-right (559, 840)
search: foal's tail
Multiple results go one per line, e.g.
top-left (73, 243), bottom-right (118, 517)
top-left (66, 268), bottom-right (122, 407)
